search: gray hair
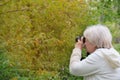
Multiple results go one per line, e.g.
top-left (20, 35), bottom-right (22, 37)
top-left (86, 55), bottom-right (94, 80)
top-left (83, 24), bottom-right (112, 48)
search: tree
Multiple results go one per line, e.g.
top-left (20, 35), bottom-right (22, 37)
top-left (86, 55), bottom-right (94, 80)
top-left (86, 0), bottom-right (120, 43)
top-left (0, 0), bottom-right (91, 79)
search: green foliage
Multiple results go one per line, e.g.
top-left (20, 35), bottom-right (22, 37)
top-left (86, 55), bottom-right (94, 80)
top-left (87, 0), bottom-right (120, 24)
top-left (0, 45), bottom-right (17, 80)
top-left (0, 0), bottom-right (90, 79)
top-left (114, 44), bottom-right (120, 53)
top-left (87, 0), bottom-right (120, 44)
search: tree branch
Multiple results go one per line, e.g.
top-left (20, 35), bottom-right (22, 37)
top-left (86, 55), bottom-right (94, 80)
top-left (0, 0), bottom-right (11, 6)
top-left (0, 8), bottom-right (30, 14)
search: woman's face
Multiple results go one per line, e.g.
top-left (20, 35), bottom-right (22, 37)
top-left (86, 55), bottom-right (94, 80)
top-left (84, 38), bottom-right (96, 53)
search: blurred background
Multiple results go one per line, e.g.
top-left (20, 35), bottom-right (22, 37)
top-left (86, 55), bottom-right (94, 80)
top-left (0, 0), bottom-right (120, 80)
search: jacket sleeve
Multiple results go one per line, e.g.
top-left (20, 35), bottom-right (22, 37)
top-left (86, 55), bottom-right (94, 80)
top-left (69, 48), bottom-right (100, 76)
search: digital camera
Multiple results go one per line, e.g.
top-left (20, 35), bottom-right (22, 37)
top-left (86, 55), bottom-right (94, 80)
top-left (75, 36), bottom-right (86, 43)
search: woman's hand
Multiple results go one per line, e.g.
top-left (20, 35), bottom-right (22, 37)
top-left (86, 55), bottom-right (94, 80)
top-left (75, 39), bottom-right (83, 49)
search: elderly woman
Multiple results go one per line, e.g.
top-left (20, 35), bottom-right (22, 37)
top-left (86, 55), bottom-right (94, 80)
top-left (69, 24), bottom-right (120, 80)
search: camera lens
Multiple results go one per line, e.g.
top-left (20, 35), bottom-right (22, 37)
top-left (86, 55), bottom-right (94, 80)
top-left (83, 37), bottom-right (86, 43)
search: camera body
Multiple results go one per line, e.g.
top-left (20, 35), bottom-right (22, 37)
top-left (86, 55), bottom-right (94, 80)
top-left (75, 36), bottom-right (85, 43)
top-left (75, 36), bottom-right (81, 42)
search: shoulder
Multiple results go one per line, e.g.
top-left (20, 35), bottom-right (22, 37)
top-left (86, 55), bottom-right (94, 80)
top-left (87, 49), bottom-right (103, 59)
top-left (84, 49), bottom-right (104, 64)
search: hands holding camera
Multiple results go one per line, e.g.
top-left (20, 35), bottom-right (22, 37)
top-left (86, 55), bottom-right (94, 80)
top-left (75, 36), bottom-right (85, 50)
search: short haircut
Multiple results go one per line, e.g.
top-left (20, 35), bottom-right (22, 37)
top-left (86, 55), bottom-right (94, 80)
top-left (83, 24), bottom-right (112, 48)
